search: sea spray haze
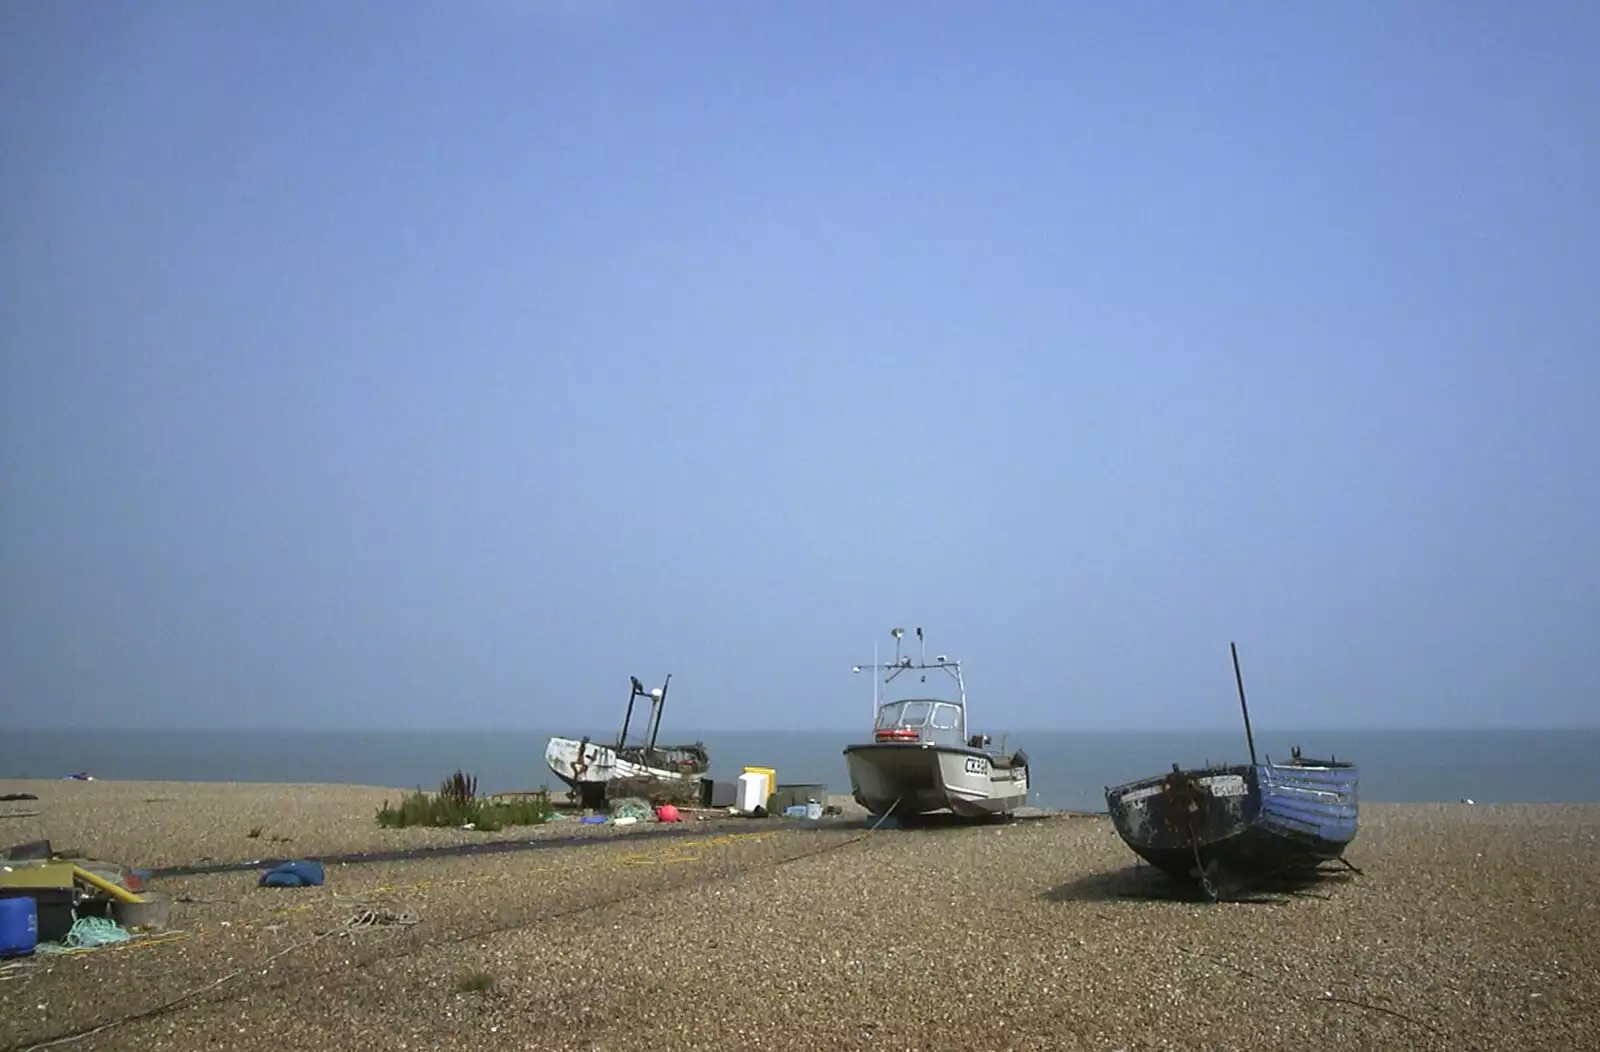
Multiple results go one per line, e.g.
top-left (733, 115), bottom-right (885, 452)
top-left (3, 729), bottom-right (1598, 811)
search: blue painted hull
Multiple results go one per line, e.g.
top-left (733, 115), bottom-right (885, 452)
top-left (1105, 754), bottom-right (1359, 887)
top-left (1257, 756), bottom-right (1360, 848)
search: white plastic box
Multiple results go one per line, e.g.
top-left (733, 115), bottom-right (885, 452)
top-left (736, 771), bottom-right (769, 812)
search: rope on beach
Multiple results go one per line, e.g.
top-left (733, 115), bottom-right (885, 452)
top-left (15, 812), bottom-right (908, 1052)
top-left (65, 917), bottom-right (131, 949)
top-left (0, 960), bottom-right (36, 982)
top-left (16, 905), bottom-right (423, 1052)
top-left (1170, 943), bottom-right (1443, 1036)
top-left (755, 797), bottom-right (904, 870)
top-left (342, 905), bottom-right (420, 931)
top-left (29, 917), bottom-right (135, 957)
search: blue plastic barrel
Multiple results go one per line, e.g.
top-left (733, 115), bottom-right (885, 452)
top-left (0, 896), bottom-right (38, 957)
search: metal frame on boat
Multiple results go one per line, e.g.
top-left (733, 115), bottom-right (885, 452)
top-left (842, 627), bottom-right (1029, 820)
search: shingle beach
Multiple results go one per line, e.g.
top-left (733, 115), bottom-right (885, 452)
top-left (1, 779), bottom-right (1595, 1052)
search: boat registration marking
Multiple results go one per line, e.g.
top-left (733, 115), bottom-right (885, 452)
top-left (1200, 774), bottom-right (1247, 797)
top-left (964, 757), bottom-right (989, 776)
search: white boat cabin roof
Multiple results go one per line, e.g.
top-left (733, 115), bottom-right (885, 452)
top-left (874, 697), bottom-right (970, 748)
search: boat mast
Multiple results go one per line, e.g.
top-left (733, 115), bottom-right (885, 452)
top-left (1230, 642), bottom-right (1259, 766)
top-left (646, 673), bottom-right (671, 754)
top-left (617, 676), bottom-right (643, 751)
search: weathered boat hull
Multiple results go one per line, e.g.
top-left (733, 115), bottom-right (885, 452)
top-left (1105, 758), bottom-right (1359, 886)
top-left (844, 742), bottom-right (1029, 818)
top-left (544, 736), bottom-right (705, 809)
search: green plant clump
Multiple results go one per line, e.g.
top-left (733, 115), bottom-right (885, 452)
top-left (376, 771), bottom-right (554, 831)
top-left (455, 970), bottom-right (495, 994)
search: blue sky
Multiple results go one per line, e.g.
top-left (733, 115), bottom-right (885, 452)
top-left (2, 2), bottom-right (1596, 732)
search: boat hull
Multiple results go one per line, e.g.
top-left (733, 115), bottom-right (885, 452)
top-left (1105, 758), bottom-right (1359, 886)
top-left (843, 742), bottom-right (1028, 818)
top-left (544, 736), bottom-right (703, 808)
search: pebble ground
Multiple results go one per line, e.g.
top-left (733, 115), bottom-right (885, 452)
top-left (1, 781), bottom-right (1596, 1052)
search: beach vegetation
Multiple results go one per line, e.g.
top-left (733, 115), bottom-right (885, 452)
top-left (376, 771), bottom-right (554, 831)
top-left (454, 970), bottom-right (495, 994)
top-left (440, 769), bottom-right (476, 809)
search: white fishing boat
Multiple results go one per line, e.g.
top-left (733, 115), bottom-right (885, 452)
top-left (544, 675), bottom-right (709, 808)
top-left (842, 628), bottom-right (1030, 820)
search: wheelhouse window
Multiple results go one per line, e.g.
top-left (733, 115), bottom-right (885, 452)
top-left (876, 700), bottom-right (932, 730)
top-left (930, 703), bottom-right (960, 730)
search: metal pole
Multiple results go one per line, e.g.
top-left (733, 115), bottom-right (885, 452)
top-left (617, 677), bottom-right (639, 750)
top-left (872, 639), bottom-right (879, 719)
top-left (647, 673), bottom-right (671, 753)
top-left (1231, 642), bottom-right (1259, 766)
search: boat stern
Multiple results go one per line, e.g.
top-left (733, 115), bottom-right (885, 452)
top-left (1258, 757), bottom-right (1360, 850)
top-left (844, 743), bottom-right (945, 815)
top-left (1105, 765), bottom-right (1259, 857)
top-left (844, 744), bottom-right (1028, 818)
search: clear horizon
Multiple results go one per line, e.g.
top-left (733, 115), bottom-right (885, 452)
top-left (3, 4), bottom-right (1597, 734)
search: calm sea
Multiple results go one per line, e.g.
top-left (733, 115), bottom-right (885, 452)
top-left (2, 728), bottom-right (1597, 810)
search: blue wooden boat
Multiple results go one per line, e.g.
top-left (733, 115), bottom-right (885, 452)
top-left (1104, 644), bottom-right (1360, 897)
top-left (1106, 750), bottom-right (1360, 888)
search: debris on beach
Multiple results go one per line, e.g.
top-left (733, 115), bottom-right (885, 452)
top-left (737, 766), bottom-right (777, 812)
top-left (344, 904), bottom-right (420, 931)
top-left (1, 840), bottom-right (175, 959)
top-left (609, 797), bottom-right (653, 823)
top-left (700, 778), bottom-right (737, 808)
top-left (258, 859), bottom-right (325, 888)
top-left (608, 773), bottom-right (702, 809)
top-left (44, 915), bottom-right (133, 950)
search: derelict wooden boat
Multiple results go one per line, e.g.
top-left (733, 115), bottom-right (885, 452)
top-left (544, 674), bottom-right (709, 809)
top-left (1104, 643), bottom-right (1360, 897)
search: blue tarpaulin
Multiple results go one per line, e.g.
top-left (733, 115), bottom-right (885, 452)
top-left (258, 859), bottom-right (325, 887)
